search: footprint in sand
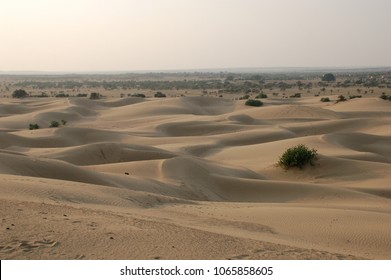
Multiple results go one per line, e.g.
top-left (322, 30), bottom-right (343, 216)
top-left (1, 239), bottom-right (59, 253)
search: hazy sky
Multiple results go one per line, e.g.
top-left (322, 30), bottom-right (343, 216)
top-left (1, 0), bottom-right (390, 71)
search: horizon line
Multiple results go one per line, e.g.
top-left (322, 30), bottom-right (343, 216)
top-left (1, 66), bottom-right (391, 75)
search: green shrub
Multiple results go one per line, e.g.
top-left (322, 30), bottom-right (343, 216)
top-left (29, 123), bottom-right (40, 130)
top-left (131, 93), bottom-right (146, 98)
top-left (336, 95), bottom-right (347, 103)
top-left (49, 121), bottom-right (60, 128)
top-left (255, 93), bottom-right (268, 99)
top-left (154, 92), bottom-right (166, 98)
top-left (380, 93), bottom-right (391, 101)
top-left (245, 99), bottom-right (263, 107)
top-left (278, 144), bottom-right (318, 169)
top-left (239, 94), bottom-right (250, 100)
top-left (321, 73), bottom-right (336, 82)
top-left (89, 92), bottom-right (101, 99)
top-left (55, 93), bottom-right (69, 98)
top-left (61, 120), bottom-right (67, 125)
top-left (290, 93), bottom-right (301, 98)
top-left (320, 97), bottom-right (330, 102)
top-left (12, 89), bottom-right (29, 98)
top-left (349, 95), bottom-right (362, 99)
top-left (36, 92), bottom-right (48, 98)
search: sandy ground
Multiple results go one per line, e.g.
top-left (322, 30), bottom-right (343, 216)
top-left (0, 94), bottom-right (390, 259)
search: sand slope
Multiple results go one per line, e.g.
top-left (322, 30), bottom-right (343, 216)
top-left (1, 96), bottom-right (390, 260)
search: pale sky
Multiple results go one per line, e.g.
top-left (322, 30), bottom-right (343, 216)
top-left (1, 0), bottom-right (390, 72)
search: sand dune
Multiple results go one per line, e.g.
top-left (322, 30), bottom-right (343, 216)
top-left (31, 142), bottom-right (176, 165)
top-left (157, 121), bottom-right (245, 136)
top-left (0, 150), bottom-right (117, 186)
top-left (1, 95), bottom-right (390, 260)
top-left (330, 97), bottom-right (391, 112)
top-left (237, 104), bottom-right (343, 120)
top-left (323, 132), bottom-right (391, 159)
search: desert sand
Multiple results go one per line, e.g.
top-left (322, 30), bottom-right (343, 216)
top-left (1, 94), bottom-right (390, 259)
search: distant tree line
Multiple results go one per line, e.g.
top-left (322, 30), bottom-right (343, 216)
top-left (9, 71), bottom-right (391, 96)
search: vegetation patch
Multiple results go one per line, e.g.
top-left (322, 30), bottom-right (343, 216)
top-left (320, 97), bottom-right (331, 102)
top-left (255, 93), bottom-right (268, 99)
top-left (336, 95), bottom-right (347, 103)
top-left (321, 73), bottom-right (336, 82)
top-left (89, 92), bottom-right (101, 99)
top-left (380, 93), bottom-right (391, 101)
top-left (154, 92), bottom-right (166, 98)
top-left (278, 144), bottom-right (318, 169)
top-left (245, 99), bottom-right (263, 107)
top-left (131, 93), bottom-right (146, 98)
top-left (55, 93), bottom-right (69, 98)
top-left (49, 121), bottom-right (60, 128)
top-left (29, 123), bottom-right (40, 130)
top-left (12, 89), bottom-right (29, 98)
top-left (290, 93), bottom-right (301, 98)
top-left (239, 94), bottom-right (250, 100)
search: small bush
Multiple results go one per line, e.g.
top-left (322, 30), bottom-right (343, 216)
top-left (12, 89), bottom-right (29, 98)
top-left (55, 93), bottom-right (69, 98)
top-left (76, 93), bottom-right (88, 97)
top-left (131, 93), bottom-right (146, 98)
top-left (154, 92), bottom-right (166, 98)
top-left (36, 92), bottom-right (48, 98)
top-left (89, 92), bottom-right (101, 100)
top-left (320, 97), bottom-right (330, 102)
top-left (49, 121), bottom-right (60, 128)
top-left (245, 99), bottom-right (263, 107)
top-left (349, 95), bottom-right (362, 99)
top-left (61, 120), bottom-right (67, 125)
top-left (380, 93), bottom-right (391, 101)
top-left (290, 93), bottom-right (301, 98)
top-left (278, 144), bottom-right (318, 169)
top-left (29, 123), bottom-right (40, 130)
top-left (255, 93), bottom-right (268, 99)
top-left (239, 94), bottom-right (250, 100)
top-left (336, 95), bottom-right (347, 103)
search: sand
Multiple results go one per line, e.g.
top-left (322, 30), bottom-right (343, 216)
top-left (0, 95), bottom-right (390, 259)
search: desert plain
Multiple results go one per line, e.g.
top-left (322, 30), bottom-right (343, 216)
top-left (0, 71), bottom-right (391, 259)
